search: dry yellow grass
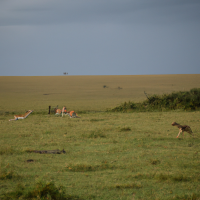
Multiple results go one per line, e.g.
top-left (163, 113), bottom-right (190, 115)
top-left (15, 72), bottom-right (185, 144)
top-left (0, 74), bottom-right (200, 112)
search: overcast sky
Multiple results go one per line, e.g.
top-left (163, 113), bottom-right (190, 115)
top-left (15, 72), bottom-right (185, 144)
top-left (0, 0), bottom-right (200, 76)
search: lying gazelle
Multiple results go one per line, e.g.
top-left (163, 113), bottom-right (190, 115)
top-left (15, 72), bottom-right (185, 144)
top-left (171, 122), bottom-right (194, 138)
top-left (66, 110), bottom-right (81, 118)
top-left (9, 110), bottom-right (33, 121)
top-left (61, 107), bottom-right (81, 118)
top-left (55, 107), bottom-right (80, 118)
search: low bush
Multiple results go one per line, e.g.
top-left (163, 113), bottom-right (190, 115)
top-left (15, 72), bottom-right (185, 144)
top-left (109, 101), bottom-right (136, 112)
top-left (109, 88), bottom-right (200, 112)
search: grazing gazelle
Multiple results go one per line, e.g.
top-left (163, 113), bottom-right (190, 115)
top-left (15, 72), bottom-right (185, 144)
top-left (9, 110), bottom-right (33, 121)
top-left (171, 122), bottom-right (194, 138)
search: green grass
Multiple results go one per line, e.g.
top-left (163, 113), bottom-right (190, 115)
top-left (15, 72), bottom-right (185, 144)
top-left (0, 75), bottom-right (200, 199)
top-left (0, 111), bottom-right (200, 199)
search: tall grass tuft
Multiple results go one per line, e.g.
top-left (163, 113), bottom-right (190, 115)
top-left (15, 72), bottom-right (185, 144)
top-left (119, 126), bottom-right (131, 132)
top-left (82, 131), bottom-right (106, 138)
top-left (172, 193), bottom-right (200, 200)
top-left (0, 170), bottom-right (16, 180)
top-left (2, 181), bottom-right (82, 200)
top-left (157, 173), bottom-right (190, 182)
top-left (114, 182), bottom-right (142, 189)
top-left (171, 174), bottom-right (190, 182)
top-left (66, 162), bottom-right (115, 172)
top-left (0, 146), bottom-right (15, 155)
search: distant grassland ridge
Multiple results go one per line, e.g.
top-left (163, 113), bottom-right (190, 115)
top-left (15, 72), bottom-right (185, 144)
top-left (109, 88), bottom-right (200, 112)
top-left (0, 74), bottom-right (200, 112)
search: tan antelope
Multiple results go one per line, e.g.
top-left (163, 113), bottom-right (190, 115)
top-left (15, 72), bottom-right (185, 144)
top-left (171, 122), bottom-right (194, 138)
top-left (9, 110), bottom-right (33, 121)
top-left (55, 107), bottom-right (80, 118)
top-left (67, 110), bottom-right (81, 118)
top-left (55, 107), bottom-right (68, 116)
top-left (61, 107), bottom-right (81, 118)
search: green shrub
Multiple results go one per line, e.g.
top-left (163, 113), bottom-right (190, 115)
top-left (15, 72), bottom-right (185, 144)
top-left (109, 88), bottom-right (200, 112)
top-left (109, 101), bottom-right (136, 112)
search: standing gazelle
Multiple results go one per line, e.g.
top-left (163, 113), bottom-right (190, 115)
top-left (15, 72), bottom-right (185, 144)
top-left (172, 122), bottom-right (194, 138)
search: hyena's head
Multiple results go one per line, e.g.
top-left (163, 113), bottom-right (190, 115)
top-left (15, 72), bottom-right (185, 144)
top-left (171, 122), bottom-right (179, 126)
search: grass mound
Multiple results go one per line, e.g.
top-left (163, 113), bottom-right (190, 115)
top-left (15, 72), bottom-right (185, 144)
top-left (109, 88), bottom-right (200, 112)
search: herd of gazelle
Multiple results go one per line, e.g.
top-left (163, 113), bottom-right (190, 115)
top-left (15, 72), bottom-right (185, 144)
top-left (9, 110), bottom-right (194, 138)
top-left (9, 107), bottom-right (80, 121)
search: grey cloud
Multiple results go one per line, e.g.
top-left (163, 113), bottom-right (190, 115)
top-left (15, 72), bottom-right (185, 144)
top-left (0, 0), bottom-right (200, 26)
top-left (0, 0), bottom-right (200, 76)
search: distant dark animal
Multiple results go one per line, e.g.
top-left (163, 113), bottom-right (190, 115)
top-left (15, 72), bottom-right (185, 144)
top-left (171, 122), bottom-right (194, 138)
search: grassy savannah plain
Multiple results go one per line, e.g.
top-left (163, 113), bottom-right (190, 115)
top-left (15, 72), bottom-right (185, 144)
top-left (0, 74), bottom-right (200, 200)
